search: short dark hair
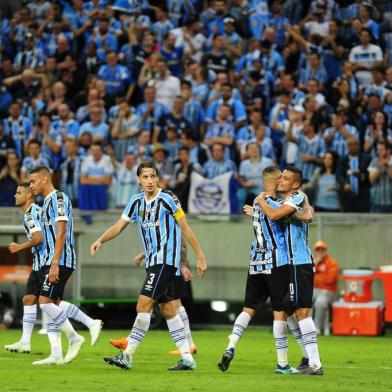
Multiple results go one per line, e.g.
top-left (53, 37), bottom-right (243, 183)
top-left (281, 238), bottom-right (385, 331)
top-left (284, 165), bottom-right (303, 185)
top-left (18, 182), bottom-right (31, 189)
top-left (28, 138), bottom-right (41, 147)
top-left (91, 141), bottom-right (103, 149)
top-left (137, 161), bottom-right (158, 176)
top-left (377, 140), bottom-right (391, 150)
top-left (179, 146), bottom-right (189, 153)
top-left (29, 165), bottom-right (51, 176)
top-left (181, 80), bottom-right (192, 89)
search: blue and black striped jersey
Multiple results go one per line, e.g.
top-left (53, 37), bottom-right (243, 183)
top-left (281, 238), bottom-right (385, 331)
top-left (249, 197), bottom-right (289, 274)
top-left (41, 190), bottom-right (76, 269)
top-left (23, 203), bottom-right (45, 271)
top-left (121, 189), bottom-right (183, 275)
top-left (283, 192), bottom-right (313, 265)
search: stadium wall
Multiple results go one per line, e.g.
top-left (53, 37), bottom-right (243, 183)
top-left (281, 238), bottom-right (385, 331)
top-left (0, 210), bottom-right (391, 302)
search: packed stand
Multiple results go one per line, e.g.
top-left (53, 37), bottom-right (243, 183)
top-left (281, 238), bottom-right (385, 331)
top-left (0, 0), bottom-right (391, 213)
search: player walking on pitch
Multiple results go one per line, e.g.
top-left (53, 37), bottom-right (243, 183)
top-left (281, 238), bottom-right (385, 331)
top-left (90, 161), bottom-right (207, 371)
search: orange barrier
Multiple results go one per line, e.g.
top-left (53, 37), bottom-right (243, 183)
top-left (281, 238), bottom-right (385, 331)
top-left (0, 265), bottom-right (31, 283)
top-left (375, 271), bottom-right (392, 322)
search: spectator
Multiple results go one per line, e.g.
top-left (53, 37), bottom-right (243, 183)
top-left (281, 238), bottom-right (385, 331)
top-left (3, 101), bottom-right (33, 159)
top-left (312, 240), bottom-right (339, 336)
top-left (79, 131), bottom-right (93, 155)
top-left (201, 34), bottom-right (233, 76)
top-left (204, 104), bottom-right (235, 159)
top-left (203, 143), bottom-right (237, 179)
top-left (368, 141), bottom-right (392, 213)
top-left (160, 32), bottom-right (184, 77)
top-left (151, 143), bottom-right (174, 189)
top-left (115, 149), bottom-right (139, 208)
top-left (79, 141), bottom-right (114, 211)
top-left (0, 121), bottom-right (16, 170)
top-left (364, 111), bottom-right (392, 158)
top-left (163, 125), bottom-right (182, 161)
top-left (0, 151), bottom-right (20, 206)
top-left (237, 142), bottom-right (274, 207)
top-left (79, 104), bottom-right (109, 143)
top-left (337, 136), bottom-right (370, 212)
top-left (154, 95), bottom-right (190, 143)
top-left (180, 130), bottom-right (210, 166)
top-left (60, 139), bottom-right (82, 206)
top-left (154, 58), bottom-right (181, 110)
top-left (298, 52), bottom-right (328, 89)
top-left (110, 100), bottom-right (140, 161)
top-left (288, 119), bottom-right (326, 183)
top-left (21, 139), bottom-right (51, 180)
top-left (349, 28), bottom-right (383, 87)
top-left (240, 122), bottom-right (275, 162)
top-left (171, 146), bottom-right (203, 210)
top-left (303, 150), bottom-right (341, 212)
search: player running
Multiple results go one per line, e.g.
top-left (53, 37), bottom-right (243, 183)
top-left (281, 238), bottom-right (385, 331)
top-left (90, 161), bottom-right (207, 371)
top-left (257, 166), bottom-right (323, 375)
top-left (29, 166), bottom-right (86, 365)
top-left (108, 242), bottom-right (197, 355)
top-left (218, 166), bottom-right (312, 374)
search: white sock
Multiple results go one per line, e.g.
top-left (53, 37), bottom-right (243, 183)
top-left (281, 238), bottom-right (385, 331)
top-left (40, 303), bottom-right (78, 342)
top-left (47, 320), bottom-right (62, 359)
top-left (298, 317), bottom-right (321, 368)
top-left (177, 306), bottom-right (194, 348)
top-left (287, 315), bottom-right (308, 359)
top-left (166, 315), bottom-right (193, 362)
top-left (124, 312), bottom-right (151, 357)
top-left (228, 312), bottom-right (251, 350)
top-left (20, 305), bottom-right (37, 345)
top-left (273, 320), bottom-right (288, 367)
top-left (41, 311), bottom-right (49, 330)
top-left (59, 301), bottom-right (94, 329)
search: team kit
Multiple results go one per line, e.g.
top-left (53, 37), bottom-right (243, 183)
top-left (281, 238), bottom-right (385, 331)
top-left (4, 161), bottom-right (323, 375)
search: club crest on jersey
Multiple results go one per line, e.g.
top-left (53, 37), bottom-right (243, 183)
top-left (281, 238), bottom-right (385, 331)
top-left (58, 207), bottom-right (65, 216)
top-left (138, 210), bottom-right (145, 218)
top-left (29, 220), bottom-right (35, 228)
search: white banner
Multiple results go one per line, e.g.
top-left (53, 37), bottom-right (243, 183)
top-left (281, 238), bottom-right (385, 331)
top-left (188, 172), bottom-right (232, 214)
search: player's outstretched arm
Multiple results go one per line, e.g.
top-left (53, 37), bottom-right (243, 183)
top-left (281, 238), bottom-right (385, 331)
top-left (90, 218), bottom-right (129, 256)
top-left (176, 215), bottom-right (207, 279)
top-left (256, 192), bottom-right (296, 221)
top-left (8, 231), bottom-right (43, 253)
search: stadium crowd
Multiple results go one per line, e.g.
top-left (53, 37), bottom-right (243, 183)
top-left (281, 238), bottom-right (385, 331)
top-left (0, 0), bottom-right (391, 213)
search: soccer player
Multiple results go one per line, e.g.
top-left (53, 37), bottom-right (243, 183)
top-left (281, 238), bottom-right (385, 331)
top-left (108, 241), bottom-right (197, 355)
top-left (29, 166), bottom-right (85, 365)
top-left (4, 183), bottom-right (102, 354)
top-left (257, 166), bottom-right (323, 375)
top-left (90, 161), bottom-right (207, 371)
top-left (218, 166), bottom-right (311, 374)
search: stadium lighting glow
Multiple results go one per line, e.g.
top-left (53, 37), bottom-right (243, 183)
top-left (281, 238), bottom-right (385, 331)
top-left (211, 301), bottom-right (228, 312)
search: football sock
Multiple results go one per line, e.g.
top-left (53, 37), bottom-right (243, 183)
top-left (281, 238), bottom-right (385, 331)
top-left (273, 320), bottom-right (288, 367)
top-left (40, 303), bottom-right (78, 342)
top-left (287, 315), bottom-right (308, 359)
top-left (20, 305), bottom-right (37, 345)
top-left (47, 320), bottom-right (62, 359)
top-left (124, 312), bottom-right (151, 357)
top-left (227, 312), bottom-right (251, 350)
top-left (59, 301), bottom-right (95, 329)
top-left (166, 315), bottom-right (193, 362)
top-left (177, 306), bottom-right (195, 348)
top-left (298, 317), bottom-right (321, 368)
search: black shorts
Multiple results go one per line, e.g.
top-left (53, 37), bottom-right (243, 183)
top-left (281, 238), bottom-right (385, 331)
top-left (243, 272), bottom-right (270, 310)
top-left (269, 265), bottom-right (292, 311)
top-left (25, 270), bottom-right (43, 297)
top-left (40, 266), bottom-right (73, 300)
top-left (140, 264), bottom-right (177, 304)
top-left (172, 276), bottom-right (185, 301)
top-left (288, 264), bottom-right (315, 309)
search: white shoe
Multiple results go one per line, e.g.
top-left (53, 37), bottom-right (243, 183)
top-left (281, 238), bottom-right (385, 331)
top-left (4, 341), bottom-right (31, 353)
top-left (32, 356), bottom-right (64, 365)
top-left (64, 335), bottom-right (85, 363)
top-left (38, 329), bottom-right (48, 335)
top-left (89, 319), bottom-right (103, 346)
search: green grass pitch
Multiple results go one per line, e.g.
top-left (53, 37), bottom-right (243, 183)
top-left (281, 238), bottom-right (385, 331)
top-left (0, 328), bottom-right (391, 392)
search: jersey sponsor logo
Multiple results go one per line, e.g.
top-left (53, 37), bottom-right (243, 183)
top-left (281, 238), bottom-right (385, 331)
top-left (142, 221), bottom-right (160, 228)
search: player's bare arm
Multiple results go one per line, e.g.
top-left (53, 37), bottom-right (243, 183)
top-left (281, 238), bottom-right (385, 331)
top-left (176, 215), bottom-right (207, 279)
top-left (256, 192), bottom-right (296, 221)
top-left (90, 217), bottom-right (129, 256)
top-left (134, 252), bottom-right (145, 267)
top-left (48, 221), bottom-right (67, 283)
top-left (8, 231), bottom-right (43, 253)
top-left (180, 240), bottom-right (193, 282)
